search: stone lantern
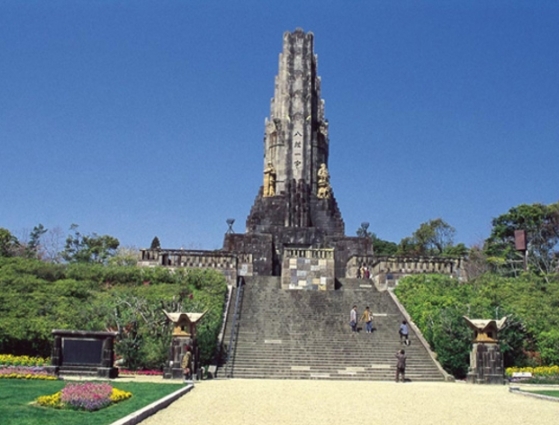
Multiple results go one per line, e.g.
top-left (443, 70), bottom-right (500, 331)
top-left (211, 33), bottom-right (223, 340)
top-left (463, 316), bottom-right (507, 384)
top-left (163, 310), bottom-right (207, 380)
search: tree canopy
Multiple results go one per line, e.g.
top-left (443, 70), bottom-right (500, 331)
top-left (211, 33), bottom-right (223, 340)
top-left (484, 202), bottom-right (559, 277)
top-left (62, 224), bottom-right (120, 264)
top-left (0, 228), bottom-right (19, 257)
top-left (0, 256), bottom-right (227, 369)
top-left (395, 272), bottom-right (559, 377)
top-left (356, 224), bottom-right (398, 256)
top-left (396, 218), bottom-right (467, 257)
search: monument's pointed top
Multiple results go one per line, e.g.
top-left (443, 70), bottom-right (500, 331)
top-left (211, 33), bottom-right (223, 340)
top-left (285, 28), bottom-right (314, 38)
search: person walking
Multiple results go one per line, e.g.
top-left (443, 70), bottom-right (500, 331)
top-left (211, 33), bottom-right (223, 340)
top-left (399, 320), bottom-right (410, 345)
top-left (350, 305), bottom-right (358, 333)
top-left (395, 349), bottom-right (407, 383)
top-left (360, 306), bottom-right (374, 333)
top-left (181, 345), bottom-right (192, 383)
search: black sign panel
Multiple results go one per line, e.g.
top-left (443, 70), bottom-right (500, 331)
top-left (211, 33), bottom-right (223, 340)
top-left (62, 338), bottom-right (103, 365)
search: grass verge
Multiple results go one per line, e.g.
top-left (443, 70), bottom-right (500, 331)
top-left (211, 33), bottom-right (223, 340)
top-left (528, 390), bottom-right (559, 398)
top-left (0, 379), bottom-right (184, 425)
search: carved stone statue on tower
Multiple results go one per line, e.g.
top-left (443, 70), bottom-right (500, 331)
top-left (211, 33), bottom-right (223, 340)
top-left (317, 163), bottom-right (331, 199)
top-left (263, 161), bottom-right (276, 197)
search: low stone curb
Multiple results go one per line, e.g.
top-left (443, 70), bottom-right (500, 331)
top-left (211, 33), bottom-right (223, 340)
top-left (109, 383), bottom-right (194, 425)
top-left (509, 386), bottom-right (559, 403)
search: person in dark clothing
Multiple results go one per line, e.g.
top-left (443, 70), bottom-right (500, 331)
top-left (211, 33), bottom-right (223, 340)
top-left (395, 349), bottom-right (406, 382)
top-left (350, 305), bottom-right (358, 333)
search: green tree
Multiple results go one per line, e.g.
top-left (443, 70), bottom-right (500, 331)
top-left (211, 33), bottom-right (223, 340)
top-left (485, 202), bottom-right (559, 278)
top-left (0, 257), bottom-right (227, 369)
top-left (397, 218), bottom-right (465, 257)
top-left (62, 224), bottom-right (120, 264)
top-left (108, 246), bottom-right (140, 266)
top-left (414, 218), bottom-right (456, 255)
top-left (150, 236), bottom-right (161, 250)
top-left (372, 236), bottom-right (398, 256)
top-left (25, 224), bottom-right (47, 259)
top-left (0, 228), bottom-right (19, 257)
top-left (355, 225), bottom-right (397, 256)
top-left (537, 330), bottom-right (559, 365)
top-left (396, 236), bottom-right (421, 256)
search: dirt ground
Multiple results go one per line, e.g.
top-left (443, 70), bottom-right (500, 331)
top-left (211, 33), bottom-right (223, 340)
top-left (138, 379), bottom-right (559, 425)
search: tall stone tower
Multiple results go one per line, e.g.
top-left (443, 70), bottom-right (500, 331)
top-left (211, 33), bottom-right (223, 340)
top-left (263, 29), bottom-right (328, 197)
top-left (224, 29), bottom-right (371, 279)
top-left (140, 29), bottom-right (463, 287)
top-left (246, 29), bottom-right (345, 238)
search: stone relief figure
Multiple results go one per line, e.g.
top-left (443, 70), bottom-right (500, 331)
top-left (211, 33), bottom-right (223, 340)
top-left (266, 119), bottom-right (277, 136)
top-left (317, 163), bottom-right (331, 199)
top-left (263, 161), bottom-right (276, 197)
top-left (319, 120), bottom-right (329, 138)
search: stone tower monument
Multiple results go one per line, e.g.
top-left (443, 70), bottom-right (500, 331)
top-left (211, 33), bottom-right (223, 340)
top-left (246, 29), bottom-right (344, 237)
top-left (224, 29), bottom-right (372, 284)
top-left (139, 29), bottom-right (464, 287)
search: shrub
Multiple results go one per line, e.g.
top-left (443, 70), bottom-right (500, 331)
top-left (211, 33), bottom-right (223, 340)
top-left (537, 330), bottom-right (559, 365)
top-left (0, 259), bottom-right (227, 371)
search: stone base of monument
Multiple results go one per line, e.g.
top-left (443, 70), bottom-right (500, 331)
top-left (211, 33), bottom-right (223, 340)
top-left (467, 372), bottom-right (506, 385)
top-left (45, 365), bottom-right (118, 379)
top-left (466, 342), bottom-right (505, 384)
top-left (164, 336), bottom-right (199, 380)
top-left (163, 366), bottom-right (185, 380)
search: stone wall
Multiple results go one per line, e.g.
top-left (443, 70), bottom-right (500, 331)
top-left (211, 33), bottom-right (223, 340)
top-left (139, 249), bottom-right (240, 286)
top-left (222, 233), bottom-right (274, 276)
top-left (368, 256), bottom-right (466, 288)
top-left (345, 254), bottom-right (376, 279)
top-left (139, 248), bottom-right (466, 289)
top-left (281, 247), bottom-right (335, 290)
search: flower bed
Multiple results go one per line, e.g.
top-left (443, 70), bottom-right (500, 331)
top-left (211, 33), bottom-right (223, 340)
top-left (506, 366), bottom-right (559, 384)
top-left (506, 365), bottom-right (559, 377)
top-left (0, 366), bottom-right (58, 380)
top-left (36, 382), bottom-right (132, 411)
top-left (0, 354), bottom-right (50, 367)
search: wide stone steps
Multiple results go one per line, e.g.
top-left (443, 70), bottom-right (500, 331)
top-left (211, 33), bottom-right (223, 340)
top-left (226, 372), bottom-right (442, 381)
top-left (222, 276), bottom-right (447, 381)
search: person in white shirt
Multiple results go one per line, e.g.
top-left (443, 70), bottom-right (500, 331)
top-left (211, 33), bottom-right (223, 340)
top-left (399, 320), bottom-right (409, 345)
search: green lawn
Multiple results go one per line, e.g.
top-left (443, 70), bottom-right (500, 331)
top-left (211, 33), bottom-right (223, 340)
top-left (0, 380), bottom-right (184, 425)
top-left (529, 390), bottom-right (559, 398)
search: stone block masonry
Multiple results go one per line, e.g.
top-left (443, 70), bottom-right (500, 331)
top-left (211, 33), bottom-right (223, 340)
top-left (281, 247), bottom-right (335, 290)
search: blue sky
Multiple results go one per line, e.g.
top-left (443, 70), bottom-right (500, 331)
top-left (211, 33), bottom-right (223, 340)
top-left (1, 1), bottom-right (558, 251)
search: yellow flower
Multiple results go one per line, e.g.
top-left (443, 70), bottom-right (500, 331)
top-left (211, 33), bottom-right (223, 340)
top-left (110, 388), bottom-right (132, 403)
top-left (36, 392), bottom-right (63, 408)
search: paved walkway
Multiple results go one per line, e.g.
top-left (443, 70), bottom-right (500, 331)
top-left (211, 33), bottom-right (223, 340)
top-left (138, 379), bottom-right (559, 425)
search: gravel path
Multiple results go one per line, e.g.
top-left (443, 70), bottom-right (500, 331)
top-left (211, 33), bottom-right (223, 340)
top-left (139, 379), bottom-right (559, 425)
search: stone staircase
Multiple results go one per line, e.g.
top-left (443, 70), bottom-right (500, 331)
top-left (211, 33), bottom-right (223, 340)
top-left (222, 276), bottom-right (447, 381)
